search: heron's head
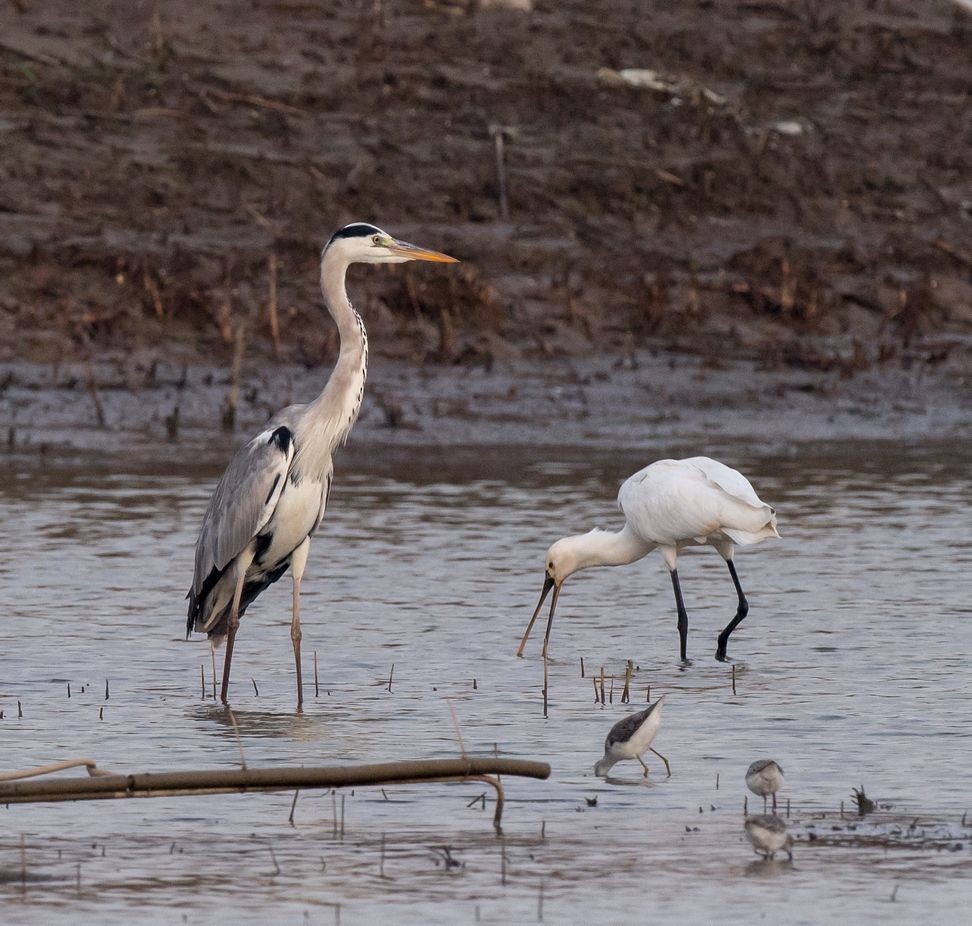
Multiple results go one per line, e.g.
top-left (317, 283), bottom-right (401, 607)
top-left (324, 223), bottom-right (458, 265)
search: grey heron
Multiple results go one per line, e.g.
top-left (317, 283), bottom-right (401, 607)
top-left (594, 694), bottom-right (670, 778)
top-left (516, 457), bottom-right (779, 662)
top-left (187, 223), bottom-right (457, 708)
top-left (746, 759), bottom-right (785, 812)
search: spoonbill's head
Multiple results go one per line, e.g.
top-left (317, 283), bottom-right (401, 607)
top-left (324, 223), bottom-right (459, 265)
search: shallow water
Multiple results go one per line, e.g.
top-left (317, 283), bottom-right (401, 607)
top-left (1, 439), bottom-right (971, 924)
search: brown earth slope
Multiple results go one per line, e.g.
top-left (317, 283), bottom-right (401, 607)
top-left (0, 0), bottom-right (970, 377)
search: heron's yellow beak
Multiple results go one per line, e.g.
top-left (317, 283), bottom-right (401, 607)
top-left (387, 238), bottom-right (459, 263)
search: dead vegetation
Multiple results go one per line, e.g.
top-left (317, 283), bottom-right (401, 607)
top-left (0, 1), bottom-right (970, 379)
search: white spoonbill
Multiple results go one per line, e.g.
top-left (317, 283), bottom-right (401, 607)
top-left (187, 223), bottom-right (457, 708)
top-left (516, 457), bottom-right (779, 662)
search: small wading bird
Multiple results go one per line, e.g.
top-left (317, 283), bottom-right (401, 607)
top-left (594, 694), bottom-right (670, 778)
top-left (517, 457), bottom-right (779, 662)
top-left (744, 814), bottom-right (793, 861)
top-left (746, 758), bottom-right (784, 812)
top-left (187, 224), bottom-right (457, 708)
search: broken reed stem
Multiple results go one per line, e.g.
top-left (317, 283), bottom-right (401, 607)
top-left (580, 656), bottom-right (585, 678)
top-left (332, 791), bottom-right (338, 837)
top-left (386, 663), bottom-right (395, 693)
top-left (731, 663), bottom-right (737, 695)
top-left (542, 655), bottom-right (549, 718)
top-left (380, 832), bottom-right (386, 878)
top-left (289, 789), bottom-right (299, 825)
top-left (446, 698), bottom-right (467, 759)
top-left (599, 667), bottom-right (605, 705)
top-left (621, 660), bottom-right (632, 703)
top-left (592, 677), bottom-right (599, 703)
top-left (251, 678), bottom-right (259, 696)
top-left (716, 772), bottom-right (720, 791)
top-left (20, 833), bottom-right (26, 891)
top-left (85, 363), bottom-right (106, 427)
top-left (340, 794), bottom-right (346, 838)
top-left (226, 708), bottom-right (247, 771)
top-left (267, 252), bottom-right (280, 359)
top-left (222, 321), bottom-right (247, 431)
top-left (211, 649), bottom-right (217, 700)
top-left (491, 127), bottom-right (510, 220)
top-left (268, 845), bottom-right (280, 876)
top-left (314, 650), bottom-right (319, 698)
top-left (608, 677), bottom-right (614, 704)
top-left (200, 664), bottom-right (205, 699)
top-left (105, 679), bottom-right (109, 701)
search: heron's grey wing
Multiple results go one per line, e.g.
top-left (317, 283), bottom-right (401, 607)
top-left (191, 424), bottom-right (294, 597)
top-left (605, 707), bottom-right (653, 749)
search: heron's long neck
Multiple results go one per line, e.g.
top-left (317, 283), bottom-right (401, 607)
top-left (294, 249), bottom-right (369, 480)
top-left (570, 524), bottom-right (654, 571)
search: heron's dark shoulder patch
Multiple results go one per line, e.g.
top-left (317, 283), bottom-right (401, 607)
top-left (269, 426), bottom-right (292, 453)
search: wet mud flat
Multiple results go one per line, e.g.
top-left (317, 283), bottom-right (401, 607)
top-left (1, 805), bottom-right (970, 924)
top-left (2, 434), bottom-right (971, 922)
top-left (1, 1), bottom-right (970, 372)
top-left (1, 346), bottom-right (970, 467)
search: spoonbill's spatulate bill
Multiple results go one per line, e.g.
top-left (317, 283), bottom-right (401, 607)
top-left (186, 224), bottom-right (457, 709)
top-left (516, 456), bottom-right (779, 662)
top-left (594, 694), bottom-right (670, 778)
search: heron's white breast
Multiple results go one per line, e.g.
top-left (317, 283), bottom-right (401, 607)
top-left (256, 477), bottom-right (325, 567)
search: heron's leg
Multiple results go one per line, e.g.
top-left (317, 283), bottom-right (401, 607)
top-left (649, 746), bottom-right (672, 778)
top-left (669, 569), bottom-right (689, 662)
top-left (763, 795), bottom-right (768, 813)
top-left (220, 562), bottom-right (249, 705)
top-left (637, 755), bottom-right (650, 777)
top-left (290, 537), bottom-right (311, 712)
top-left (772, 792), bottom-right (777, 813)
top-left (715, 558), bottom-right (749, 661)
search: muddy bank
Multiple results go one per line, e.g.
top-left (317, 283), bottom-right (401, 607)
top-left (1, 1), bottom-right (970, 373)
top-left (0, 348), bottom-right (968, 463)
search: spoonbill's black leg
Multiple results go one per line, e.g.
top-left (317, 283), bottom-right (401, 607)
top-left (669, 569), bottom-right (689, 662)
top-left (716, 560), bottom-right (749, 661)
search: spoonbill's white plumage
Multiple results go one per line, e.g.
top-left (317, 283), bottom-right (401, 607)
top-left (516, 456), bottom-right (779, 662)
top-left (744, 814), bottom-right (793, 860)
top-left (746, 759), bottom-right (785, 812)
top-left (594, 694), bottom-right (670, 778)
